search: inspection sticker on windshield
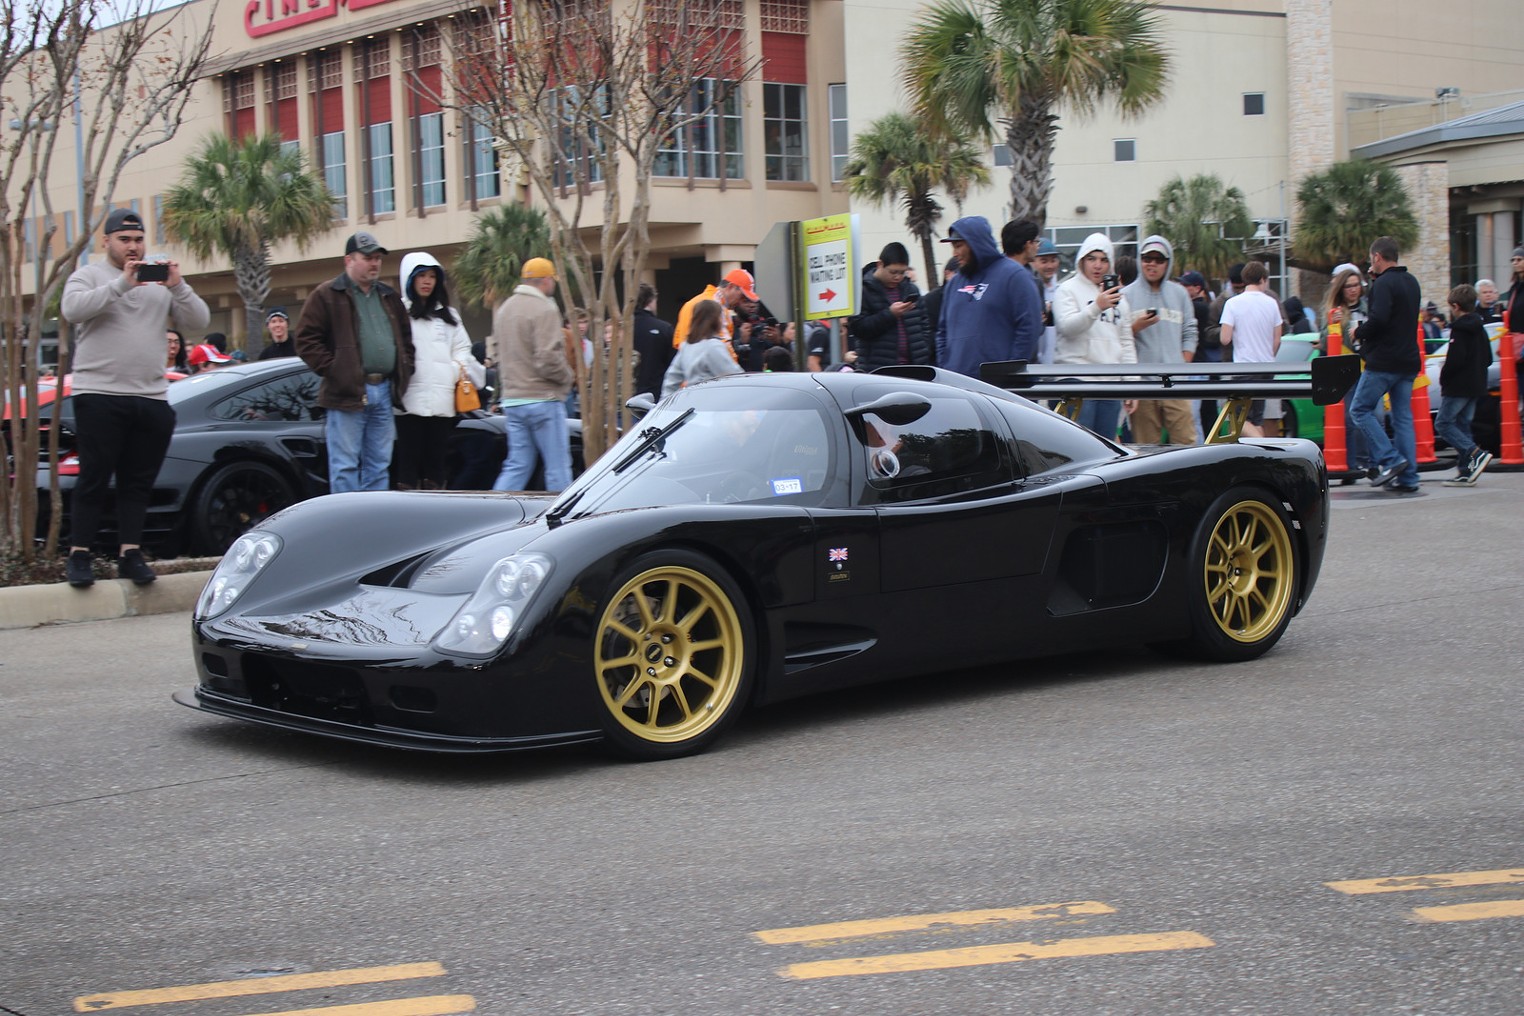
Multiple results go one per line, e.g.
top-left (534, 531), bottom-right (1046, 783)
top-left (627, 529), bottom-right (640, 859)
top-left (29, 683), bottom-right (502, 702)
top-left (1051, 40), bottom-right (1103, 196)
top-left (771, 477), bottom-right (804, 496)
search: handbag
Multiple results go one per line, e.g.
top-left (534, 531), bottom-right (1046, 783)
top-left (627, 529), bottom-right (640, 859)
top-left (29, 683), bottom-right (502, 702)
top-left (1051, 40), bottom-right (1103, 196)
top-left (454, 365), bottom-right (481, 413)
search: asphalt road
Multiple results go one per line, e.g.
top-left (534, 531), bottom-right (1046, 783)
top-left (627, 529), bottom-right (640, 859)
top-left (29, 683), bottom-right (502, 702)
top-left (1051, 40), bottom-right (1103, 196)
top-left (3, 474), bottom-right (1521, 1016)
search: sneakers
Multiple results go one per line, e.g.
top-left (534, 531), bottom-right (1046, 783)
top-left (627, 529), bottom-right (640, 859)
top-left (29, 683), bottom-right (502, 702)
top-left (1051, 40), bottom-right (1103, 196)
top-left (66, 550), bottom-right (95, 588)
top-left (116, 548), bottom-right (157, 585)
top-left (1466, 449), bottom-right (1493, 483)
top-left (1368, 459), bottom-right (1409, 488)
top-left (1441, 476), bottom-right (1473, 488)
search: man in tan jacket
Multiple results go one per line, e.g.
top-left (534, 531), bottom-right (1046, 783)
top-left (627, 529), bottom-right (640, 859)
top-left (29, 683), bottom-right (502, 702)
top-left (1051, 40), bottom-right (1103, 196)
top-left (491, 257), bottom-right (575, 492)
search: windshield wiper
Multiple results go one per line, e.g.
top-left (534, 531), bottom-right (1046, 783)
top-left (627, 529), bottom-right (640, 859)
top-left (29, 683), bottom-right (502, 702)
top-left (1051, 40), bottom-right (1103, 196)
top-left (544, 408), bottom-right (694, 527)
top-left (612, 408), bottom-right (694, 475)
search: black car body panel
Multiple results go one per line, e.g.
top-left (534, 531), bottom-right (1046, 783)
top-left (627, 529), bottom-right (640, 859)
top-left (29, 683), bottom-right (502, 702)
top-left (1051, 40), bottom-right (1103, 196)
top-left (179, 369), bottom-right (1332, 756)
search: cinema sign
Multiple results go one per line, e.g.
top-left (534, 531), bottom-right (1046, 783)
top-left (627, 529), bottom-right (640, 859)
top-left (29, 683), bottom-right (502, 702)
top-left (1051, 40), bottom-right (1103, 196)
top-left (244, 0), bottom-right (405, 39)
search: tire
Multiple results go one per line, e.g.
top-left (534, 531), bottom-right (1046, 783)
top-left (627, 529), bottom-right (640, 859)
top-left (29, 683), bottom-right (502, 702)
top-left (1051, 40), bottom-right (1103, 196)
top-left (1175, 488), bottom-right (1298, 662)
top-left (593, 550), bottom-right (754, 760)
top-left (192, 461), bottom-right (297, 556)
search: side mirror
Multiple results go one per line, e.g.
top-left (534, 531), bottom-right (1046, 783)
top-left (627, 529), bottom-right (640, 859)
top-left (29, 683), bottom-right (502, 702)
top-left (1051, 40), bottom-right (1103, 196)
top-left (625, 392), bottom-right (656, 421)
top-left (844, 391), bottom-right (932, 444)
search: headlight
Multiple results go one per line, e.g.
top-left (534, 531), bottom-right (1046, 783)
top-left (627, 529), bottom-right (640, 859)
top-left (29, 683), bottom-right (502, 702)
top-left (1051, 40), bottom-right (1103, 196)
top-left (196, 533), bottom-right (281, 619)
top-left (435, 552), bottom-right (553, 656)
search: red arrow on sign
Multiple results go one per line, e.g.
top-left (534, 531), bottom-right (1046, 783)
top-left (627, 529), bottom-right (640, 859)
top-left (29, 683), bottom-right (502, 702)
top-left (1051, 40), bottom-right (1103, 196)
top-left (818, 287), bottom-right (837, 302)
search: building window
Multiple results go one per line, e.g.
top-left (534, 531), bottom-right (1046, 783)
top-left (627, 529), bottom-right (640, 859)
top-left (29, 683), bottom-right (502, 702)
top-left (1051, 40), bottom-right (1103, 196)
top-left (468, 113), bottom-right (501, 199)
top-left (224, 70), bottom-right (256, 139)
top-left (760, 0), bottom-right (808, 32)
top-left (551, 86), bottom-right (606, 188)
top-left (993, 143), bottom-right (1013, 168)
top-left (322, 131), bottom-right (347, 219)
top-left (152, 196), bottom-right (164, 245)
top-left (763, 82), bottom-right (808, 182)
top-left (1113, 139), bottom-right (1136, 162)
top-left (655, 78), bottom-right (743, 180)
top-left (828, 83), bottom-right (848, 182)
top-left (418, 111), bottom-right (446, 207)
top-left (64, 210), bottom-right (76, 248)
top-left (368, 123), bottom-right (395, 214)
top-left (1243, 92), bottom-right (1265, 116)
top-left (1047, 224), bottom-right (1139, 267)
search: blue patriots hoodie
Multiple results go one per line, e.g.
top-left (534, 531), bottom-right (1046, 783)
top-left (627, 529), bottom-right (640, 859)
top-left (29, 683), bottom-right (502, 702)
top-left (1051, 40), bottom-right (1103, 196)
top-left (934, 215), bottom-right (1043, 377)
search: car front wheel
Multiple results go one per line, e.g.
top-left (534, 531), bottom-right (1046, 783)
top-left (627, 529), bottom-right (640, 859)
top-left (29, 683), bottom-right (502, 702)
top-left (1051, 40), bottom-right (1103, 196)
top-left (1176, 488), bottom-right (1298, 662)
top-left (192, 461), bottom-right (297, 556)
top-left (593, 551), bottom-right (753, 760)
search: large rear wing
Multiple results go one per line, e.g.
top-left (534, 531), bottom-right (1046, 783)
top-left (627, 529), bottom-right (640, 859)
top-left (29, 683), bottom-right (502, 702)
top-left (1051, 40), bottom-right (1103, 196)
top-left (977, 356), bottom-right (1362, 443)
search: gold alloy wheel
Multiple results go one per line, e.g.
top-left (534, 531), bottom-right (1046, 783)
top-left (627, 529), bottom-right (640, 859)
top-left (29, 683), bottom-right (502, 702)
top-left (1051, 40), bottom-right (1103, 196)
top-left (1202, 499), bottom-right (1294, 643)
top-left (595, 565), bottom-right (746, 745)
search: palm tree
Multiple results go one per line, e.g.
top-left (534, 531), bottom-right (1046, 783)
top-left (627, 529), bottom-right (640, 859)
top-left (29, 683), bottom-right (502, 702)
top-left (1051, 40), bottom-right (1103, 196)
top-left (162, 133), bottom-right (334, 352)
top-left (901, 0), bottom-right (1169, 231)
top-left (1293, 160), bottom-right (1418, 273)
top-left (843, 113), bottom-right (990, 283)
top-left (451, 203), bottom-right (553, 311)
top-left (1143, 174), bottom-right (1254, 285)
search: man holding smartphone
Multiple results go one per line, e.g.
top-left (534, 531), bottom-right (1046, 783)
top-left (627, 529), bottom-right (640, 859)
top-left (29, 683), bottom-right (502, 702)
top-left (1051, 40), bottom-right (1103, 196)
top-left (59, 207), bottom-right (210, 587)
top-left (1122, 234), bottom-right (1199, 444)
top-left (848, 241), bottom-right (934, 370)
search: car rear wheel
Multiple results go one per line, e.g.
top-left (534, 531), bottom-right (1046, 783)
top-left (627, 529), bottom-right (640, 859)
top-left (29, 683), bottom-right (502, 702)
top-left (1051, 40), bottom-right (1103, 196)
top-left (192, 461), bottom-right (296, 556)
top-left (593, 551), bottom-right (753, 760)
top-left (1172, 488), bottom-right (1297, 662)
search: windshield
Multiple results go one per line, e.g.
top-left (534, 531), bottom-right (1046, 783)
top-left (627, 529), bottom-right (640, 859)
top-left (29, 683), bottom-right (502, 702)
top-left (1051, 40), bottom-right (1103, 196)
top-left (552, 383), bottom-right (838, 516)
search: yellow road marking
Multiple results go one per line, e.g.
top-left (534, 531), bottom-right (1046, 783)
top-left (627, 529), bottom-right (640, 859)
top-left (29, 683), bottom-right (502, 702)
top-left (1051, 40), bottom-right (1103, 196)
top-left (74, 963), bottom-right (446, 1011)
top-left (779, 931), bottom-right (1214, 980)
top-left (238, 997), bottom-right (475, 1016)
top-left (754, 901), bottom-right (1115, 945)
top-left (1413, 900), bottom-right (1524, 923)
top-left (1325, 868), bottom-right (1524, 895)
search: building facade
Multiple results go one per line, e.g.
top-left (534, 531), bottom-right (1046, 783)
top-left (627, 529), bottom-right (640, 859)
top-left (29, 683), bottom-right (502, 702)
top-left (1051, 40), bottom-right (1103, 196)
top-left (12, 0), bottom-right (1524, 351)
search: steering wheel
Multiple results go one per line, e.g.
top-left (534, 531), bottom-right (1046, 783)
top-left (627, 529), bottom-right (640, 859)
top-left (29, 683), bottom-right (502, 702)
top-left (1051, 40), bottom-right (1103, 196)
top-left (718, 472), bottom-right (768, 502)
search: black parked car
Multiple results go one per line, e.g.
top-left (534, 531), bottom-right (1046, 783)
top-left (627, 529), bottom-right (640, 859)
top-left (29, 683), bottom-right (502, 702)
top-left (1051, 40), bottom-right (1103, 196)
top-left (37, 359), bottom-right (577, 556)
top-left (177, 367), bottom-right (1334, 760)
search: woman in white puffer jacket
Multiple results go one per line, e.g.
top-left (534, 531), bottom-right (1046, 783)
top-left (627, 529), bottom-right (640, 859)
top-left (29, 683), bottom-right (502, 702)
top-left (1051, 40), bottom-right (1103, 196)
top-left (394, 251), bottom-right (485, 489)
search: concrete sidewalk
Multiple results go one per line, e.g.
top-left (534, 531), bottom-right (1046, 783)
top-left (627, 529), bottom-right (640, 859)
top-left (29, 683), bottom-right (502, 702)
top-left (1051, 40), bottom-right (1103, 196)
top-left (0, 571), bottom-right (213, 631)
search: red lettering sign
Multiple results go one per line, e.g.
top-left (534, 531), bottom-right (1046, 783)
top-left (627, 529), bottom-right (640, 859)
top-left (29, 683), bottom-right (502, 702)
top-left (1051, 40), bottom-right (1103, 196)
top-left (244, 0), bottom-right (403, 39)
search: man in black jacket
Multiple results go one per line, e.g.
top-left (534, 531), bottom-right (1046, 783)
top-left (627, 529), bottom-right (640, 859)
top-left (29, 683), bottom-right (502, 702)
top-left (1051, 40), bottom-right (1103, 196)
top-left (1349, 236), bottom-right (1423, 492)
top-left (631, 283), bottom-right (674, 398)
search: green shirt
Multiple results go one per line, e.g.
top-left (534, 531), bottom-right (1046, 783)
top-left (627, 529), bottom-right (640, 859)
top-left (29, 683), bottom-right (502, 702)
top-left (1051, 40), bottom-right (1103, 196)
top-left (350, 284), bottom-right (397, 376)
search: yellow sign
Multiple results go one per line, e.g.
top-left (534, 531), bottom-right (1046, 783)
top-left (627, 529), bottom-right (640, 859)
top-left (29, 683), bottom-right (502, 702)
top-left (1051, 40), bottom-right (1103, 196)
top-left (799, 214), bottom-right (858, 321)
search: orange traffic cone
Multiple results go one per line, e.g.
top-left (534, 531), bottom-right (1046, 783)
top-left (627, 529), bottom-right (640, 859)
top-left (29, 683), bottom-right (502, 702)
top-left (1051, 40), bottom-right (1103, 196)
top-left (1323, 322), bottom-right (1350, 473)
top-left (1497, 331), bottom-right (1523, 468)
top-left (1411, 324), bottom-right (1437, 465)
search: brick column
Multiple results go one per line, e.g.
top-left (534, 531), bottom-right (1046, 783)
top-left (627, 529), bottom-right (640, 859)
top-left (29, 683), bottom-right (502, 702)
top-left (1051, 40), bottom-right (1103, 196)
top-left (1394, 161), bottom-right (1450, 303)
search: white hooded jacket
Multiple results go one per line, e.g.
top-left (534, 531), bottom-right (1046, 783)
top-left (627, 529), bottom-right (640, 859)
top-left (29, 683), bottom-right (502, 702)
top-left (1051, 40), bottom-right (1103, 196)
top-left (397, 251), bottom-right (485, 417)
top-left (1053, 233), bottom-right (1137, 367)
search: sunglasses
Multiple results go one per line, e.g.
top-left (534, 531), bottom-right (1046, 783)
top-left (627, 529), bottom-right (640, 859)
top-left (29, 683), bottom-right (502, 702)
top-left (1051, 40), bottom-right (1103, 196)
top-left (1140, 255), bottom-right (1168, 264)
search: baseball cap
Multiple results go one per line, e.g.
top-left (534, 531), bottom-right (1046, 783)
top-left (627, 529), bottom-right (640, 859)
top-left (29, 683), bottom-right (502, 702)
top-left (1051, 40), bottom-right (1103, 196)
top-left (187, 343), bottom-right (232, 366)
top-left (103, 208), bottom-right (144, 234)
top-left (723, 268), bottom-right (759, 301)
top-left (1035, 239), bottom-right (1059, 256)
top-left (939, 226), bottom-right (962, 244)
top-left (1332, 262), bottom-right (1362, 278)
top-left (1140, 239), bottom-right (1169, 258)
top-left (1179, 270), bottom-right (1206, 288)
top-left (521, 257), bottom-right (556, 280)
top-left (266, 307), bottom-right (288, 322)
top-left (344, 231), bottom-right (387, 256)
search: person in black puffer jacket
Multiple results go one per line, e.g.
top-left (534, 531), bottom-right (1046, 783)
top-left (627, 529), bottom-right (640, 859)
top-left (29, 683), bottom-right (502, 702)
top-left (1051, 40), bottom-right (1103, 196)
top-left (849, 242), bottom-right (934, 370)
top-left (1348, 235), bottom-right (1423, 493)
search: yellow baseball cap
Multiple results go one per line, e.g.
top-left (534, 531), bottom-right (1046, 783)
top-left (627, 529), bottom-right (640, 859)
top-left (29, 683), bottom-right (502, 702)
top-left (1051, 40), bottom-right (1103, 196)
top-left (522, 257), bottom-right (556, 280)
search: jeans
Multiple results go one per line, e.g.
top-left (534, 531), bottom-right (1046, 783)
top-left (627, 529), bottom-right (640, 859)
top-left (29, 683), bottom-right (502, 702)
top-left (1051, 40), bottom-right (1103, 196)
top-left (69, 393), bottom-right (176, 549)
top-left (326, 379), bottom-right (395, 493)
top-left (1433, 394), bottom-right (1478, 463)
top-left (1348, 369), bottom-right (1417, 487)
top-left (494, 399), bottom-right (572, 493)
top-left (1076, 399), bottom-right (1122, 441)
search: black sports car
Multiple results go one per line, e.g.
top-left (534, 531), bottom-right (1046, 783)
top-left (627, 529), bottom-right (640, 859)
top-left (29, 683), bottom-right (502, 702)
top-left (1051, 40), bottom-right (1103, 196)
top-left (36, 359), bottom-right (571, 555)
top-left (177, 367), bottom-right (1332, 760)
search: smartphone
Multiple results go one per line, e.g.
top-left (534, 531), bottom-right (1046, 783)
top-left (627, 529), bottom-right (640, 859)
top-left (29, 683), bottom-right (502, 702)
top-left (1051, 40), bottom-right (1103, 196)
top-left (903, 293), bottom-right (921, 304)
top-left (136, 262), bottom-right (169, 283)
top-left (1101, 274), bottom-right (1120, 291)
top-left (1148, 307), bottom-right (1159, 317)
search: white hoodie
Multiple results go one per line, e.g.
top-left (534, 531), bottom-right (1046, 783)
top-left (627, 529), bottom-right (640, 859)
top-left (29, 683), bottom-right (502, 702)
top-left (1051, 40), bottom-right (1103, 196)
top-left (1053, 233), bottom-right (1137, 367)
top-left (397, 251), bottom-right (485, 417)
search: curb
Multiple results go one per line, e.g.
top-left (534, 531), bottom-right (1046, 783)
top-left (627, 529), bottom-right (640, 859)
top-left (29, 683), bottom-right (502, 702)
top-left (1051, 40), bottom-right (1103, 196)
top-left (0, 571), bottom-right (213, 631)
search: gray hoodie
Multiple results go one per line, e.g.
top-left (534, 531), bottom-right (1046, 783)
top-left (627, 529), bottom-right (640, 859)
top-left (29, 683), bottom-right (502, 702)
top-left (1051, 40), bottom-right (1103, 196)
top-left (1121, 234), bottom-right (1198, 363)
top-left (61, 260), bottom-right (210, 398)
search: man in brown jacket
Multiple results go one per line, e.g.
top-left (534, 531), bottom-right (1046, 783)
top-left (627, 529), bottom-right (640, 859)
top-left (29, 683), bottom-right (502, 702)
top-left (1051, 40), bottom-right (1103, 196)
top-left (491, 257), bottom-right (575, 492)
top-left (295, 231), bottom-right (413, 492)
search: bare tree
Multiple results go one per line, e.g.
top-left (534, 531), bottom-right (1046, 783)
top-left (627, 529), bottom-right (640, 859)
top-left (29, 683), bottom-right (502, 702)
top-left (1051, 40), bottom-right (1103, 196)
top-left (423, 0), bottom-right (763, 462)
top-left (1, 0), bottom-right (214, 569)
